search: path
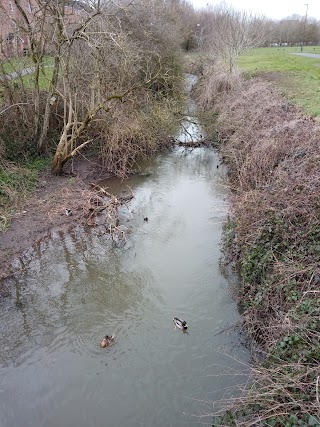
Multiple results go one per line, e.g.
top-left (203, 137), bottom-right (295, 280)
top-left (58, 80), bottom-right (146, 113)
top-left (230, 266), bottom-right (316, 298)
top-left (1, 65), bottom-right (52, 82)
top-left (290, 52), bottom-right (320, 59)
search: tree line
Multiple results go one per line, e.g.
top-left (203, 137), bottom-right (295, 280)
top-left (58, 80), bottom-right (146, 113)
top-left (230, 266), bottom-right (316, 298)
top-left (1, 0), bottom-right (319, 177)
top-left (0, 0), bottom-right (196, 175)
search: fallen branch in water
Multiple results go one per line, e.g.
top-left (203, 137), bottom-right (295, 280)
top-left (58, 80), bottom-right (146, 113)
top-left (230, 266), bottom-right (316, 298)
top-left (174, 138), bottom-right (214, 147)
top-left (213, 321), bottom-right (240, 337)
top-left (83, 183), bottom-right (134, 244)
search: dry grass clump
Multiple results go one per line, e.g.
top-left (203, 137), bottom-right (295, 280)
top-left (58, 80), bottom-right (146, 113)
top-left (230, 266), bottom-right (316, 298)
top-left (213, 361), bottom-right (320, 426)
top-left (0, 136), bottom-right (5, 165)
top-left (217, 80), bottom-right (318, 192)
top-left (99, 97), bottom-right (179, 177)
top-left (196, 62), bottom-right (242, 110)
top-left (214, 78), bottom-right (320, 425)
top-left (0, 96), bottom-right (36, 159)
top-left (0, 90), bottom-right (62, 160)
top-left (0, 162), bottom-right (41, 231)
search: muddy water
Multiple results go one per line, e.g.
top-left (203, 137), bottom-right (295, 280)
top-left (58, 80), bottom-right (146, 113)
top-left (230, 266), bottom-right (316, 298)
top-left (0, 78), bottom-right (248, 427)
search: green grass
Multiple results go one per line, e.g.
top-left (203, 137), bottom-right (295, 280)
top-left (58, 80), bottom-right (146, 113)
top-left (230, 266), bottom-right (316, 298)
top-left (239, 46), bottom-right (320, 116)
top-left (0, 56), bottom-right (54, 91)
top-left (20, 66), bottom-right (54, 90)
top-left (23, 157), bottom-right (52, 171)
top-left (1, 56), bottom-right (34, 74)
top-left (1, 55), bottom-right (53, 74)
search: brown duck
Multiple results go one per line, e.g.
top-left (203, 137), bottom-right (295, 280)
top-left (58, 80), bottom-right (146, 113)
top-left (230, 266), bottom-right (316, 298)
top-left (100, 334), bottom-right (115, 348)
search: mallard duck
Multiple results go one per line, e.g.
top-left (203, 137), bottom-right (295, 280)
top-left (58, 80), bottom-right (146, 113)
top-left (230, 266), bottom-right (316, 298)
top-left (100, 334), bottom-right (115, 348)
top-left (173, 317), bottom-right (188, 330)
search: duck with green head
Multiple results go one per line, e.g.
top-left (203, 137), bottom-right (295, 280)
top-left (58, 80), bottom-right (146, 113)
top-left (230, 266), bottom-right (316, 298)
top-left (173, 317), bottom-right (188, 330)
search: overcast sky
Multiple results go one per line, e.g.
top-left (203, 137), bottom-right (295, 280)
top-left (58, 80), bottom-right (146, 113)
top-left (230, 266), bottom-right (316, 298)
top-left (189, 0), bottom-right (320, 20)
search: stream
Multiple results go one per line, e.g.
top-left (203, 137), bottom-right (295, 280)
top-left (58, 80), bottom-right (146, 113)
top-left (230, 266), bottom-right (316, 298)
top-left (0, 75), bottom-right (249, 427)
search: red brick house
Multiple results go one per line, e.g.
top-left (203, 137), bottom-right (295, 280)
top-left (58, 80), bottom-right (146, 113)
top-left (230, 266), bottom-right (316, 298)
top-left (0, 0), bottom-right (37, 56)
top-left (0, 0), bottom-right (87, 57)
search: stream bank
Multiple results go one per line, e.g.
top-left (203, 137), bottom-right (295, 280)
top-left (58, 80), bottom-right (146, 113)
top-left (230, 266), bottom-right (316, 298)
top-left (0, 157), bottom-right (112, 287)
top-left (207, 75), bottom-right (320, 424)
top-left (0, 74), bottom-right (250, 427)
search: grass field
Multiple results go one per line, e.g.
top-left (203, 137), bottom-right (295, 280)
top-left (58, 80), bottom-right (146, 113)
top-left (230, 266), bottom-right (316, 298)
top-left (1, 56), bottom-right (54, 90)
top-left (239, 46), bottom-right (320, 116)
top-left (20, 66), bottom-right (54, 90)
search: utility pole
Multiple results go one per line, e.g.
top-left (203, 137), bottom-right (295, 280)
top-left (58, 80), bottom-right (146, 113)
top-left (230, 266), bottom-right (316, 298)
top-left (301, 3), bottom-right (308, 52)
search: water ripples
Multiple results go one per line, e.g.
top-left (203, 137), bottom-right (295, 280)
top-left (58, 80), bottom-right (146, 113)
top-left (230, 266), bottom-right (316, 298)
top-left (0, 145), bottom-right (249, 427)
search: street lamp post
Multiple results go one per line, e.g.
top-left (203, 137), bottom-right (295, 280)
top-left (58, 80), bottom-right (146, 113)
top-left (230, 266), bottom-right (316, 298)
top-left (301, 3), bottom-right (308, 52)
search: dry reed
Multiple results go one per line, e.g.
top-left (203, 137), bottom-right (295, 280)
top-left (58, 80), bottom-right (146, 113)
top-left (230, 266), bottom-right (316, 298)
top-left (206, 77), bottom-right (320, 425)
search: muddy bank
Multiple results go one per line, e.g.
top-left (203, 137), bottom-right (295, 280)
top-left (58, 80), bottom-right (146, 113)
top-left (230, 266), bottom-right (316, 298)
top-left (0, 157), bottom-right (118, 290)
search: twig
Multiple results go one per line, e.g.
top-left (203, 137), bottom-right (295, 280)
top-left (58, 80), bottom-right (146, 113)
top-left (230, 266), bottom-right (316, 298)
top-left (213, 321), bottom-right (239, 337)
top-left (0, 103), bottom-right (31, 115)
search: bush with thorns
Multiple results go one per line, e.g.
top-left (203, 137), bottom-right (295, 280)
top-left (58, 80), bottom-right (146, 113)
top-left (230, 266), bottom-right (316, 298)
top-left (202, 77), bottom-right (320, 425)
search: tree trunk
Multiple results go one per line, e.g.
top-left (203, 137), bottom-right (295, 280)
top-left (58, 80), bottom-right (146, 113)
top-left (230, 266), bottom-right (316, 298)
top-left (33, 62), bottom-right (41, 141)
top-left (37, 55), bottom-right (61, 153)
top-left (52, 149), bottom-right (65, 175)
top-left (51, 100), bottom-right (108, 175)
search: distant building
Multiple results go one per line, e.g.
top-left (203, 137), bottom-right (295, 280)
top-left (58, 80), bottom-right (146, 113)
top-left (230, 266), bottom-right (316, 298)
top-left (0, 0), bottom-right (37, 56)
top-left (0, 0), bottom-right (87, 57)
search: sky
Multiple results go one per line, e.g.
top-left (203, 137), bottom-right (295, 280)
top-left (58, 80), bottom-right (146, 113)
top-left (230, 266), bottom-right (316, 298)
top-left (188, 0), bottom-right (320, 20)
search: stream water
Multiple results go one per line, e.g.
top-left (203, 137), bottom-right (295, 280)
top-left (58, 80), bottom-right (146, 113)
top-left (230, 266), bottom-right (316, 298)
top-left (0, 76), bottom-right (249, 427)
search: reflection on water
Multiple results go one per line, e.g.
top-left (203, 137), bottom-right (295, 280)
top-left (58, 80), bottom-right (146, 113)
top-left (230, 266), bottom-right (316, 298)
top-left (176, 117), bottom-right (203, 143)
top-left (0, 147), bottom-right (248, 427)
top-left (176, 74), bottom-right (202, 143)
top-left (0, 73), bottom-right (249, 427)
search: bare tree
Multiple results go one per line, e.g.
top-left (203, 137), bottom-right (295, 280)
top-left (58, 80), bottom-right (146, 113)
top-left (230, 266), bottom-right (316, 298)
top-left (270, 15), bottom-right (320, 46)
top-left (199, 3), bottom-right (270, 73)
top-left (0, 0), bottom-right (185, 175)
top-left (50, 3), bottom-right (152, 173)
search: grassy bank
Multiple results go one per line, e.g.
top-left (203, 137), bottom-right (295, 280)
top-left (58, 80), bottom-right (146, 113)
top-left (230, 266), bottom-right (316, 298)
top-left (238, 46), bottom-right (320, 116)
top-left (205, 75), bottom-right (320, 425)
